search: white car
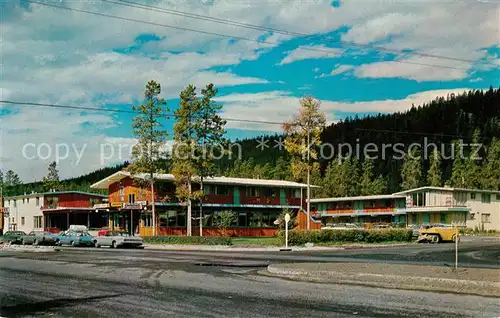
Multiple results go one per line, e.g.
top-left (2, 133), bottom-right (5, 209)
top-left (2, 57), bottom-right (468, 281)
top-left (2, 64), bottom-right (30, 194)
top-left (93, 231), bottom-right (144, 249)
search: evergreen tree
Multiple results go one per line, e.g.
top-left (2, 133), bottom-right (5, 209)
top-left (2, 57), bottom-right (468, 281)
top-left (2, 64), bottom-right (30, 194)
top-left (482, 137), bottom-right (500, 190)
top-left (42, 161), bottom-right (60, 191)
top-left (171, 84), bottom-right (202, 236)
top-left (283, 96), bottom-right (327, 229)
top-left (463, 128), bottom-right (483, 188)
top-left (400, 148), bottom-right (422, 190)
top-left (127, 80), bottom-right (170, 237)
top-left (4, 170), bottom-right (21, 187)
top-left (371, 175), bottom-right (387, 195)
top-left (447, 140), bottom-right (466, 188)
top-left (193, 83), bottom-right (227, 236)
top-left (427, 149), bottom-right (442, 187)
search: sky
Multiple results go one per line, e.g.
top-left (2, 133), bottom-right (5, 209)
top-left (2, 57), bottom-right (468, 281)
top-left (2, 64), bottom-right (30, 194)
top-left (0, 0), bottom-right (499, 182)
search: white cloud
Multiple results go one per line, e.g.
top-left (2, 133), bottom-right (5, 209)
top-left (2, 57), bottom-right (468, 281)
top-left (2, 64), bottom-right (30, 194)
top-left (313, 67), bottom-right (320, 73)
top-left (279, 45), bottom-right (343, 65)
top-left (316, 64), bottom-right (355, 78)
top-left (217, 88), bottom-right (486, 131)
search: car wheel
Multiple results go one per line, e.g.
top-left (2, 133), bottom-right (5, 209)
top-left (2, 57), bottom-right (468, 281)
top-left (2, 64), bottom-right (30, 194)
top-left (33, 239), bottom-right (38, 246)
top-left (111, 241), bottom-right (117, 249)
top-left (431, 235), bottom-right (440, 243)
top-left (71, 241), bottom-right (76, 247)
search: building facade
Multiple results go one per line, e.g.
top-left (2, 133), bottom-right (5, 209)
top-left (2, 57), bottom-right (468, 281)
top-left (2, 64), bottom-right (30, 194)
top-left (3, 191), bottom-right (107, 233)
top-left (90, 171), bottom-right (319, 236)
top-left (310, 194), bottom-right (407, 227)
top-left (394, 187), bottom-right (500, 231)
top-left (310, 186), bottom-right (500, 231)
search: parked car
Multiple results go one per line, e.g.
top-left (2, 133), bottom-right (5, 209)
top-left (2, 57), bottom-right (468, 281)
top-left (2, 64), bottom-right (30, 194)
top-left (321, 223), bottom-right (362, 230)
top-left (372, 224), bottom-right (393, 229)
top-left (407, 225), bottom-right (420, 237)
top-left (0, 231), bottom-right (26, 244)
top-left (21, 231), bottom-right (58, 246)
top-left (93, 231), bottom-right (144, 248)
top-left (56, 231), bottom-right (95, 247)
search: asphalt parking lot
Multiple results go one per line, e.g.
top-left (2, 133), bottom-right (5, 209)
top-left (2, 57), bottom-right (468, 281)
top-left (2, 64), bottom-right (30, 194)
top-left (0, 236), bottom-right (498, 317)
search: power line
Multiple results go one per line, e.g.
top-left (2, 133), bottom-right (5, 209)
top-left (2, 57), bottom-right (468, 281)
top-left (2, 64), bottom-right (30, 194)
top-left (0, 100), bottom-right (473, 138)
top-left (103, 0), bottom-right (491, 66)
top-left (24, 0), bottom-right (472, 71)
top-left (0, 100), bottom-right (284, 125)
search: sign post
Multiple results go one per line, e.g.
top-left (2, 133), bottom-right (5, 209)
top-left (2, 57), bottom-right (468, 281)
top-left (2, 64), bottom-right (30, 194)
top-left (455, 226), bottom-right (459, 270)
top-left (285, 213), bottom-right (290, 249)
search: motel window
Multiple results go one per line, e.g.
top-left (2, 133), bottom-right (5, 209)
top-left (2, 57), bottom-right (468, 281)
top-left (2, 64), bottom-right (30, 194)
top-left (215, 186), bottom-right (229, 196)
top-left (13, 200), bottom-right (16, 207)
top-left (21, 217), bottom-right (25, 226)
top-left (33, 216), bottom-right (43, 228)
top-left (246, 187), bottom-right (259, 197)
top-left (291, 189), bottom-right (301, 198)
top-left (26, 197), bottom-right (29, 204)
top-left (22, 198), bottom-right (25, 204)
top-left (481, 213), bottom-right (491, 223)
top-left (263, 188), bottom-right (276, 197)
top-left (238, 212), bottom-right (247, 227)
top-left (128, 194), bottom-right (135, 203)
top-left (470, 193), bottom-right (476, 200)
top-left (141, 214), bottom-right (152, 227)
top-left (203, 185), bottom-right (212, 195)
top-left (36, 197), bottom-right (39, 206)
top-left (481, 194), bottom-right (491, 204)
top-left (248, 212), bottom-right (261, 227)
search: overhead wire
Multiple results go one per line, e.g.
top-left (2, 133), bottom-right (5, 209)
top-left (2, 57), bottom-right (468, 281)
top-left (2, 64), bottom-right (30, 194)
top-left (23, 0), bottom-right (479, 71)
top-left (102, 0), bottom-right (491, 66)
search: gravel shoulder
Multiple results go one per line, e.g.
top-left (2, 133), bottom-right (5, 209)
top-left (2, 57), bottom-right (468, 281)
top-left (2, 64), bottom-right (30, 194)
top-left (266, 262), bottom-right (500, 297)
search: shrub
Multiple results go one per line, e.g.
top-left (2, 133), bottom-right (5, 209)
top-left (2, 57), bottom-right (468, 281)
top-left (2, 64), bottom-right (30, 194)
top-left (143, 236), bottom-right (232, 245)
top-left (278, 229), bottom-right (413, 246)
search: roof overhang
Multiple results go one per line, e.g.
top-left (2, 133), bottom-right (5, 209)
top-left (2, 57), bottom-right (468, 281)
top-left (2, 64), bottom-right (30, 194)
top-left (393, 186), bottom-right (500, 195)
top-left (90, 170), bottom-right (317, 189)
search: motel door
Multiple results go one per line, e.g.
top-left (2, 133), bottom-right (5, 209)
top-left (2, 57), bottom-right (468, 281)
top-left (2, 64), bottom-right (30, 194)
top-left (422, 213), bottom-right (430, 224)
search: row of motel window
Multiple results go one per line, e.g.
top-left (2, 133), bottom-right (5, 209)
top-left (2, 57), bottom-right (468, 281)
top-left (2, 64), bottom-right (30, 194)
top-left (121, 185), bottom-right (302, 203)
top-left (411, 192), bottom-right (500, 206)
top-left (7, 216), bottom-right (43, 227)
top-left (141, 210), bottom-right (280, 228)
top-left (5, 197), bottom-right (102, 208)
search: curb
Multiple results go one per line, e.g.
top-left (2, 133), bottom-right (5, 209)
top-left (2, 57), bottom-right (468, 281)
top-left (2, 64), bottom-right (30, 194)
top-left (143, 244), bottom-right (346, 252)
top-left (0, 245), bottom-right (60, 253)
top-left (265, 264), bottom-right (500, 297)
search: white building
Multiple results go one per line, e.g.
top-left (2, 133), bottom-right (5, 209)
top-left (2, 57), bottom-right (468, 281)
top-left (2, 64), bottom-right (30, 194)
top-left (3, 192), bottom-right (45, 233)
top-left (3, 191), bottom-right (107, 233)
top-left (394, 186), bottom-right (500, 231)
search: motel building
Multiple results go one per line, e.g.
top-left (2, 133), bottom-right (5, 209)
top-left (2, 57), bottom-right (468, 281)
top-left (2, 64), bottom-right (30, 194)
top-left (2, 191), bottom-right (108, 234)
top-left (90, 171), bottom-right (320, 236)
top-left (310, 186), bottom-right (500, 231)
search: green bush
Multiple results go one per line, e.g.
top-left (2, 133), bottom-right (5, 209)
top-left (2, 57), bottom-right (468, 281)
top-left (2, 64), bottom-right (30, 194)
top-left (278, 229), bottom-right (413, 246)
top-left (143, 236), bottom-right (232, 245)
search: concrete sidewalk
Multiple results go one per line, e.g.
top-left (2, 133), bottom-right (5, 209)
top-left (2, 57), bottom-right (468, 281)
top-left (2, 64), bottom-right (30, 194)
top-left (265, 262), bottom-right (500, 297)
top-left (143, 243), bottom-right (410, 252)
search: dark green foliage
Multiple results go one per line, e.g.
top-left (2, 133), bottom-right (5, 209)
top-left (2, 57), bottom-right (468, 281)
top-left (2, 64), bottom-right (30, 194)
top-left (278, 229), bottom-right (413, 246)
top-left (143, 235), bottom-right (232, 245)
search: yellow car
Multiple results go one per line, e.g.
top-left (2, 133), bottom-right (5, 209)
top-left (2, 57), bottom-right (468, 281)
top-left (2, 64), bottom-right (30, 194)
top-left (417, 224), bottom-right (460, 243)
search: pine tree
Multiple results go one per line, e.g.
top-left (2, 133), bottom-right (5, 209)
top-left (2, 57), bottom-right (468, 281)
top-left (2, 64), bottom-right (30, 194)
top-left (4, 170), bottom-right (21, 187)
top-left (447, 140), bottom-right (466, 187)
top-left (427, 149), bottom-right (442, 187)
top-left (127, 80), bottom-right (170, 237)
top-left (283, 96), bottom-right (327, 229)
top-left (42, 161), bottom-right (60, 191)
top-left (193, 83), bottom-right (227, 236)
top-left (400, 148), bottom-right (422, 190)
top-left (482, 137), bottom-right (500, 190)
top-left (463, 128), bottom-right (483, 188)
top-left (171, 84), bottom-right (203, 236)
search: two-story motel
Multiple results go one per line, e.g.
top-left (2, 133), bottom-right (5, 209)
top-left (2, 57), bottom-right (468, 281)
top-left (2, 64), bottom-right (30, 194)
top-left (2, 191), bottom-right (107, 233)
top-left (311, 186), bottom-right (500, 231)
top-left (90, 171), bottom-right (319, 236)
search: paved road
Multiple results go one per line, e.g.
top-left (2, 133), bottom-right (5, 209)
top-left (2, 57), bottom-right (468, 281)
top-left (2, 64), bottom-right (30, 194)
top-left (0, 237), bottom-right (498, 317)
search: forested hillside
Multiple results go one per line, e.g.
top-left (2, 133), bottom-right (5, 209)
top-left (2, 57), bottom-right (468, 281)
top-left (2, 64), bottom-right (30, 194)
top-left (2, 87), bottom-right (499, 197)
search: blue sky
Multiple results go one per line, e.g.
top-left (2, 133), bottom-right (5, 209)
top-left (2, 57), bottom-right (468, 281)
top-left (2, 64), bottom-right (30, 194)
top-left (1, 0), bottom-right (499, 181)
